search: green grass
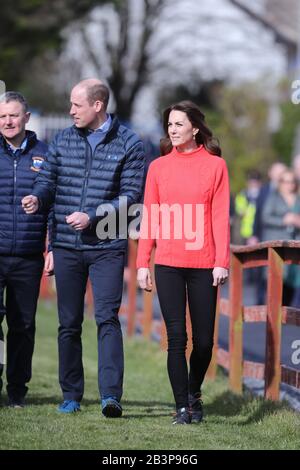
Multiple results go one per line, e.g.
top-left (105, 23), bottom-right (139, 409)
top-left (0, 300), bottom-right (300, 450)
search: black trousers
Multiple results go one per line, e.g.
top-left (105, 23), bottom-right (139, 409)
top-left (0, 254), bottom-right (44, 400)
top-left (53, 248), bottom-right (125, 402)
top-left (155, 265), bottom-right (217, 409)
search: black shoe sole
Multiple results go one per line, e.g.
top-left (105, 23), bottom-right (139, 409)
top-left (191, 415), bottom-right (203, 423)
top-left (102, 403), bottom-right (122, 418)
top-left (172, 421), bottom-right (191, 425)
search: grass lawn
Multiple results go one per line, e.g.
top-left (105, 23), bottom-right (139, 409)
top-left (0, 300), bottom-right (299, 450)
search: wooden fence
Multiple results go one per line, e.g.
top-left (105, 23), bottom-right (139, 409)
top-left (211, 240), bottom-right (300, 400)
top-left (40, 239), bottom-right (300, 401)
top-left (122, 239), bottom-right (300, 401)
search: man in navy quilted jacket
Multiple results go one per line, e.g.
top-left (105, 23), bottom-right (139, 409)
top-left (0, 92), bottom-right (53, 408)
top-left (22, 79), bottom-right (145, 416)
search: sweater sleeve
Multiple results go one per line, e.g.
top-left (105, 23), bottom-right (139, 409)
top-left (211, 159), bottom-right (230, 268)
top-left (136, 163), bottom-right (159, 269)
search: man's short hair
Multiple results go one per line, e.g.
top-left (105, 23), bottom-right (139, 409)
top-left (0, 91), bottom-right (29, 113)
top-left (86, 83), bottom-right (110, 109)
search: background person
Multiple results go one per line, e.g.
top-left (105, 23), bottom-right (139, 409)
top-left (234, 170), bottom-right (262, 245)
top-left (249, 161), bottom-right (287, 304)
top-left (261, 168), bottom-right (300, 306)
top-left (251, 162), bottom-right (287, 245)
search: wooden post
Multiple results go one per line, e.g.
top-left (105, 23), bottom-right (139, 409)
top-left (127, 238), bottom-right (138, 336)
top-left (85, 280), bottom-right (94, 318)
top-left (40, 248), bottom-right (55, 300)
top-left (265, 247), bottom-right (283, 400)
top-left (229, 252), bottom-right (243, 394)
top-left (39, 275), bottom-right (52, 300)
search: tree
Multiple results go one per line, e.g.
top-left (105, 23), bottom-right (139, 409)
top-left (0, 0), bottom-right (100, 89)
top-left (62, 0), bottom-right (165, 120)
top-left (58, 0), bottom-right (288, 123)
top-left (2, 0), bottom-right (290, 130)
top-left (272, 85), bottom-right (300, 164)
top-left (215, 84), bottom-right (276, 193)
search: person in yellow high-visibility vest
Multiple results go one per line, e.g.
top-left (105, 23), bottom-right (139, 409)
top-left (235, 170), bottom-right (262, 244)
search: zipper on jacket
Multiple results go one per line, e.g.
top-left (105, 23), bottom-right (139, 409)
top-left (75, 129), bottom-right (111, 248)
top-left (12, 158), bottom-right (18, 254)
top-left (76, 140), bottom-right (93, 248)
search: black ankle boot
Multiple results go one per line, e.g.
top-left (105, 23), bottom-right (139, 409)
top-left (188, 392), bottom-right (203, 423)
top-left (172, 407), bottom-right (191, 425)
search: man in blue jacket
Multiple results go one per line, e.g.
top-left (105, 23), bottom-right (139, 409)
top-left (23, 79), bottom-right (145, 417)
top-left (0, 91), bottom-right (52, 408)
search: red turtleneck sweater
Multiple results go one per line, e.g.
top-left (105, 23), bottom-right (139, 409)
top-left (136, 146), bottom-right (230, 269)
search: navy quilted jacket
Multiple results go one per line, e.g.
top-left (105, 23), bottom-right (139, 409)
top-left (0, 131), bottom-right (48, 255)
top-left (32, 115), bottom-right (145, 250)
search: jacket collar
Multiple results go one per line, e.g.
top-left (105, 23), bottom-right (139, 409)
top-left (0, 130), bottom-right (37, 154)
top-left (74, 114), bottom-right (120, 140)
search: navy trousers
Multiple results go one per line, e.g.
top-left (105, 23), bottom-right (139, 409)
top-left (53, 248), bottom-right (125, 402)
top-left (0, 254), bottom-right (44, 400)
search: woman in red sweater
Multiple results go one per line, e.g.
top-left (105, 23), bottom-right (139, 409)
top-left (136, 101), bottom-right (230, 425)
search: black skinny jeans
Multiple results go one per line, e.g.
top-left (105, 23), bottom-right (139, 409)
top-left (155, 265), bottom-right (217, 409)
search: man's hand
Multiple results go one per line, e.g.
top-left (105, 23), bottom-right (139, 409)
top-left (44, 251), bottom-right (54, 277)
top-left (22, 195), bottom-right (39, 214)
top-left (66, 212), bottom-right (90, 231)
top-left (137, 267), bottom-right (153, 292)
top-left (212, 267), bottom-right (229, 287)
top-left (247, 236), bottom-right (259, 246)
top-left (283, 212), bottom-right (300, 228)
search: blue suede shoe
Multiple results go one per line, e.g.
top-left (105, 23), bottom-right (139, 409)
top-left (58, 399), bottom-right (81, 413)
top-left (101, 397), bottom-right (122, 418)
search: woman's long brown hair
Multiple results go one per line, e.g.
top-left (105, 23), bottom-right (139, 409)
top-left (161, 100), bottom-right (222, 157)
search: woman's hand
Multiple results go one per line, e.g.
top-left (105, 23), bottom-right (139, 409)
top-left (137, 268), bottom-right (153, 292)
top-left (212, 267), bottom-right (228, 286)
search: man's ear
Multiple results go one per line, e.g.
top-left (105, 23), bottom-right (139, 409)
top-left (94, 100), bottom-right (103, 113)
top-left (25, 112), bottom-right (31, 124)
